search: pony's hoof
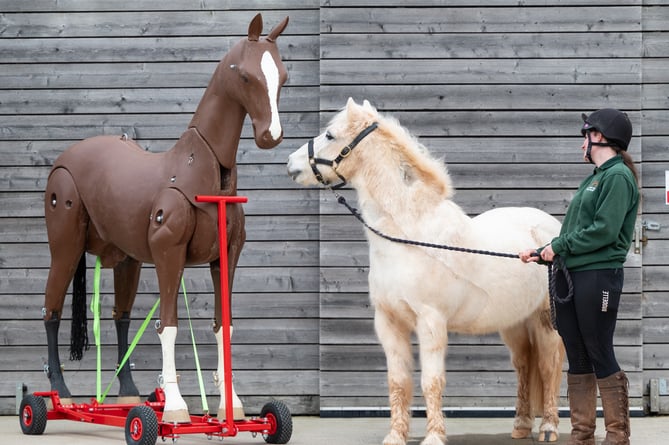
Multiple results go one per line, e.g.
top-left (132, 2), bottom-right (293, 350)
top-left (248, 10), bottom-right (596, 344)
top-left (511, 427), bottom-right (531, 439)
top-left (383, 430), bottom-right (406, 445)
top-left (537, 430), bottom-right (559, 442)
top-left (420, 432), bottom-right (447, 445)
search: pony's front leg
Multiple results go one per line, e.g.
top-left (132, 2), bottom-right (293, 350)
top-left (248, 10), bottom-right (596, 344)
top-left (375, 309), bottom-right (414, 445)
top-left (415, 312), bottom-right (448, 445)
top-left (149, 189), bottom-right (196, 423)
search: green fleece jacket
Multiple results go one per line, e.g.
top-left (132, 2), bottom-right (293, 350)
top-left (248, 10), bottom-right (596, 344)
top-left (550, 155), bottom-right (639, 271)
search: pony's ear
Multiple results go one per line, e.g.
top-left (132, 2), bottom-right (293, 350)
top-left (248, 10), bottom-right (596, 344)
top-left (362, 100), bottom-right (375, 112)
top-left (345, 97), bottom-right (361, 116)
top-left (248, 13), bottom-right (263, 42)
top-left (267, 16), bottom-right (289, 42)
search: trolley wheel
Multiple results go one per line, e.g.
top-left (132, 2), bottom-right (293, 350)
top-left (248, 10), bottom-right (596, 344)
top-left (19, 394), bottom-right (47, 435)
top-left (260, 401), bottom-right (292, 444)
top-left (125, 405), bottom-right (158, 445)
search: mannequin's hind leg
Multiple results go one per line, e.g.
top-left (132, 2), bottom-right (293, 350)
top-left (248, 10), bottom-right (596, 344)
top-left (43, 167), bottom-right (88, 401)
top-left (113, 257), bottom-right (142, 403)
top-left (212, 203), bottom-right (246, 419)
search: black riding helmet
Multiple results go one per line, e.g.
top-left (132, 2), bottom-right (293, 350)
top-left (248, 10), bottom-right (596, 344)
top-left (581, 108), bottom-right (633, 151)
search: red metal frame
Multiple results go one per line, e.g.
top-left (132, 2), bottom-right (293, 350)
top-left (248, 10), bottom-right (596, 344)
top-left (29, 195), bottom-right (279, 441)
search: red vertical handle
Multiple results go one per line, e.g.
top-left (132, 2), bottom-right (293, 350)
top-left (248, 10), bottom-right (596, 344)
top-left (194, 195), bottom-right (248, 432)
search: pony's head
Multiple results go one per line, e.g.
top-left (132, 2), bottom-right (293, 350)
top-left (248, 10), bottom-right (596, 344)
top-left (288, 98), bottom-right (452, 199)
top-left (209, 13), bottom-right (289, 149)
top-left (287, 97), bottom-right (380, 188)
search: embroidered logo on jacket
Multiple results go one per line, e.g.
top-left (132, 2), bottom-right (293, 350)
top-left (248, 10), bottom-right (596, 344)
top-left (587, 180), bottom-right (599, 192)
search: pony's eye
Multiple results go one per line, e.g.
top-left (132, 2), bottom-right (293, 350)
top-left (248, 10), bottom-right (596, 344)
top-left (325, 131), bottom-right (335, 141)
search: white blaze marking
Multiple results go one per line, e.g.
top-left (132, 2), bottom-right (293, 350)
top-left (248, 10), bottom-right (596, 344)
top-left (261, 51), bottom-right (282, 140)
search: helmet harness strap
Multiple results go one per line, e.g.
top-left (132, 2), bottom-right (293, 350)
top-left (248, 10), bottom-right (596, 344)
top-left (584, 130), bottom-right (617, 164)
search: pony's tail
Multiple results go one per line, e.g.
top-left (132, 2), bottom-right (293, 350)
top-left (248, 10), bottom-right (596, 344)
top-left (69, 254), bottom-right (89, 361)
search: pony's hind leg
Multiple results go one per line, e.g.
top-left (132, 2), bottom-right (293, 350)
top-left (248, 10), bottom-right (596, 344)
top-left (374, 308), bottom-right (414, 445)
top-left (113, 257), bottom-right (142, 403)
top-left (500, 323), bottom-right (535, 440)
top-left (415, 313), bottom-right (448, 445)
top-left (501, 307), bottom-right (563, 443)
top-left (43, 167), bottom-right (89, 402)
top-left (530, 308), bottom-right (564, 442)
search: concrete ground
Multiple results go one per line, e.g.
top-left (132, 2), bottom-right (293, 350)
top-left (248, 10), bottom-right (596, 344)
top-left (3, 414), bottom-right (668, 445)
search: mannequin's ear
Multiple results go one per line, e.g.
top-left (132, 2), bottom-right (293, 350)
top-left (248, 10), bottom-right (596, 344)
top-left (267, 16), bottom-right (289, 42)
top-left (248, 13), bottom-right (263, 41)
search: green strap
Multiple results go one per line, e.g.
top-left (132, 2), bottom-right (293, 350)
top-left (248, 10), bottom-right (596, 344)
top-left (90, 262), bottom-right (206, 410)
top-left (181, 278), bottom-right (209, 414)
top-left (99, 296), bottom-right (160, 403)
top-left (90, 257), bottom-right (160, 403)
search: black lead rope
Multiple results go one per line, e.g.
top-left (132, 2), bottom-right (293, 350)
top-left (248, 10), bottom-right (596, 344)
top-left (333, 190), bottom-right (574, 329)
top-left (547, 255), bottom-right (574, 329)
top-left (334, 193), bottom-right (518, 259)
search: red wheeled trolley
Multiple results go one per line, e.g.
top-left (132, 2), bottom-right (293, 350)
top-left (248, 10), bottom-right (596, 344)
top-left (19, 195), bottom-right (292, 445)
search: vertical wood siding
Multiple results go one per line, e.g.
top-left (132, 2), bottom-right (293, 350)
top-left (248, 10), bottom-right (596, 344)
top-left (1, 0), bottom-right (668, 416)
top-left (0, 0), bottom-right (323, 415)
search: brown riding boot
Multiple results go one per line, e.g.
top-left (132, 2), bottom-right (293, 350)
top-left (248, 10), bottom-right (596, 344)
top-left (566, 373), bottom-right (597, 445)
top-left (598, 371), bottom-right (630, 445)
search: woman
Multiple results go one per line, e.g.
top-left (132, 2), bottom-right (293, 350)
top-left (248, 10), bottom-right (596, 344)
top-left (519, 108), bottom-right (639, 445)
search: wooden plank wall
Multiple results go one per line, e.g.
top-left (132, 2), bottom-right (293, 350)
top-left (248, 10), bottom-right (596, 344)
top-left (1, 0), bottom-right (668, 417)
top-left (641, 1), bottom-right (669, 414)
top-left (0, 0), bottom-right (322, 415)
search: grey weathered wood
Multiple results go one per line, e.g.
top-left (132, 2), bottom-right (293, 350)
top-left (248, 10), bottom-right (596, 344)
top-left (0, 87), bottom-right (319, 115)
top-left (0, 11), bottom-right (319, 38)
top-left (320, 6), bottom-right (641, 33)
top-left (321, 59), bottom-right (642, 85)
top-left (0, 36), bottom-right (318, 63)
top-left (0, 61), bottom-right (319, 89)
top-left (319, 33), bottom-right (641, 59)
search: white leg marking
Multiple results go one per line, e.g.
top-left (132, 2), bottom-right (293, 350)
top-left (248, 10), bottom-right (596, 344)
top-left (261, 51), bottom-right (282, 140)
top-left (214, 327), bottom-right (245, 418)
top-left (158, 327), bottom-right (189, 416)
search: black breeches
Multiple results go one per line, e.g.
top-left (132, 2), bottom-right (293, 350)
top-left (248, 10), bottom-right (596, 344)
top-left (554, 268), bottom-right (624, 379)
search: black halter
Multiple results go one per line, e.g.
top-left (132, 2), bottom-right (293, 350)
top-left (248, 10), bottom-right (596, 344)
top-left (308, 122), bottom-right (379, 189)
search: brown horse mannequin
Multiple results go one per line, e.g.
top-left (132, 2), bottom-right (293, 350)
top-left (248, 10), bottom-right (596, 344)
top-left (42, 13), bottom-right (288, 423)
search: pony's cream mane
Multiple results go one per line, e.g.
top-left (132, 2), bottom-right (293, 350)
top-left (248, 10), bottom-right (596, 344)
top-left (372, 110), bottom-right (454, 200)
